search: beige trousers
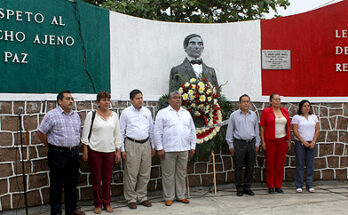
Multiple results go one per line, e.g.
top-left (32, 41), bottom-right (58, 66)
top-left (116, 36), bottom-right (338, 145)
top-left (161, 151), bottom-right (188, 201)
top-left (123, 139), bottom-right (151, 203)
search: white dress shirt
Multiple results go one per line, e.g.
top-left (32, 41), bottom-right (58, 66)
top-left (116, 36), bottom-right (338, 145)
top-left (81, 111), bottom-right (122, 152)
top-left (120, 105), bottom-right (154, 152)
top-left (187, 56), bottom-right (202, 77)
top-left (154, 106), bottom-right (196, 152)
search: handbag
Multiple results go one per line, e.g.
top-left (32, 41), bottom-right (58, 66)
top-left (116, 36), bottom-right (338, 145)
top-left (88, 110), bottom-right (96, 141)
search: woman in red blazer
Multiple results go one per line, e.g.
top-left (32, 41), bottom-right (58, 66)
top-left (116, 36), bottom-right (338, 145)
top-left (260, 93), bottom-right (291, 194)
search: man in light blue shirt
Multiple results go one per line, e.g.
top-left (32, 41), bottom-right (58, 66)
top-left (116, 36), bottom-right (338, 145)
top-left (225, 94), bottom-right (260, 197)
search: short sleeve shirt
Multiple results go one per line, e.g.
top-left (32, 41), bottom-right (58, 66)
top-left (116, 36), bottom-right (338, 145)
top-left (291, 114), bottom-right (318, 141)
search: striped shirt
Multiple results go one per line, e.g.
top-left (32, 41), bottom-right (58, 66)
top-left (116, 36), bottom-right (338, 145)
top-left (39, 106), bottom-right (81, 147)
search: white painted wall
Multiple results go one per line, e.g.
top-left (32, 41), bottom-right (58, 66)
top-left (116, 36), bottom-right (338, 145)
top-left (1, 10), bottom-right (347, 102)
top-left (109, 12), bottom-right (262, 101)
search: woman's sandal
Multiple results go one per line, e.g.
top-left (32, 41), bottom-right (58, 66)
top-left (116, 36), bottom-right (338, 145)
top-left (105, 206), bottom-right (114, 213)
top-left (94, 208), bottom-right (102, 214)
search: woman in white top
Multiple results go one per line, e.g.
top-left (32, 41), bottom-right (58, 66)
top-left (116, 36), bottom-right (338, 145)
top-left (292, 100), bottom-right (319, 193)
top-left (81, 92), bottom-right (122, 214)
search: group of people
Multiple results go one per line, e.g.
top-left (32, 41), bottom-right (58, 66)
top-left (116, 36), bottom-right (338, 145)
top-left (226, 93), bottom-right (319, 196)
top-left (37, 33), bottom-right (319, 215)
top-left (38, 89), bottom-right (319, 215)
top-left (38, 89), bottom-right (196, 215)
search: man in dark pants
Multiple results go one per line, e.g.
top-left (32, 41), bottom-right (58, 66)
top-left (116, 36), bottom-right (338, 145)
top-left (38, 91), bottom-right (84, 215)
top-left (225, 94), bottom-right (260, 196)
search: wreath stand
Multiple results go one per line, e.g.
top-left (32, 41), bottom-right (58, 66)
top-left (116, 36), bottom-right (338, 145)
top-left (186, 168), bottom-right (190, 198)
top-left (211, 150), bottom-right (217, 196)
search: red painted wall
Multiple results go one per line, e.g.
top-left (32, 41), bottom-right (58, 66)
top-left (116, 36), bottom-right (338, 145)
top-left (261, 0), bottom-right (348, 97)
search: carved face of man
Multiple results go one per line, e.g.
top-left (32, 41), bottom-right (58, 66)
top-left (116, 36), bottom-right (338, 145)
top-left (185, 36), bottom-right (204, 59)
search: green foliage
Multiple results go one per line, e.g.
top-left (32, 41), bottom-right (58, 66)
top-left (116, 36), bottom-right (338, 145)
top-left (82, 0), bottom-right (290, 23)
top-left (158, 94), bottom-right (169, 110)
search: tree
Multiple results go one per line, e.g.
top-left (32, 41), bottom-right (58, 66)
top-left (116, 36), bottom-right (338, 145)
top-left (82, 0), bottom-right (290, 23)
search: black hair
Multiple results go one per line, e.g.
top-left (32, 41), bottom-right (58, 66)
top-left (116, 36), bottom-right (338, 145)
top-left (297, 99), bottom-right (313, 115)
top-left (130, 89), bottom-right (142, 99)
top-left (239, 94), bottom-right (250, 102)
top-left (57, 90), bottom-right (71, 102)
top-left (183, 34), bottom-right (202, 48)
top-left (269, 93), bottom-right (279, 101)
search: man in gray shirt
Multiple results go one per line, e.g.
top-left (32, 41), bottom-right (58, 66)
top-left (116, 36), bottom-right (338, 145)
top-left (225, 94), bottom-right (260, 196)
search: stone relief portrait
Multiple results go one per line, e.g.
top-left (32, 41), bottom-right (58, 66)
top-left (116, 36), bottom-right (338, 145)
top-left (169, 34), bottom-right (219, 93)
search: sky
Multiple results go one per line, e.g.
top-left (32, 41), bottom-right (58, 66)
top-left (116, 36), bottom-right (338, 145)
top-left (264, 0), bottom-right (343, 18)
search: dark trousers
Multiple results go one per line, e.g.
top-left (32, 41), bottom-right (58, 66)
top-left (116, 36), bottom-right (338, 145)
top-left (233, 139), bottom-right (256, 190)
top-left (294, 140), bottom-right (316, 189)
top-left (88, 148), bottom-right (115, 208)
top-left (48, 145), bottom-right (80, 215)
top-left (265, 137), bottom-right (287, 188)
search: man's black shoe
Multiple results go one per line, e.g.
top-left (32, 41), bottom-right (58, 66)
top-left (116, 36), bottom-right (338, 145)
top-left (243, 188), bottom-right (255, 196)
top-left (275, 188), bottom-right (284, 193)
top-left (268, 188), bottom-right (275, 194)
top-left (237, 190), bottom-right (244, 196)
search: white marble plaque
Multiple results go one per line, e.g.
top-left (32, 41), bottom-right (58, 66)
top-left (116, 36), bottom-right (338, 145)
top-left (262, 50), bottom-right (291, 70)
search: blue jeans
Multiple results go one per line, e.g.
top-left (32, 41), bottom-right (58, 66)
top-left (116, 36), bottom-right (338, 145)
top-left (294, 140), bottom-right (316, 189)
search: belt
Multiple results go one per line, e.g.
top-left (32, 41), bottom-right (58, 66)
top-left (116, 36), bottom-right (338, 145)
top-left (126, 137), bottom-right (149, 144)
top-left (49, 144), bottom-right (79, 151)
top-left (234, 137), bottom-right (255, 143)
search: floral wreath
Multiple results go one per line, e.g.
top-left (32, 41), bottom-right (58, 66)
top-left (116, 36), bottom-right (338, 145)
top-left (179, 78), bottom-right (222, 144)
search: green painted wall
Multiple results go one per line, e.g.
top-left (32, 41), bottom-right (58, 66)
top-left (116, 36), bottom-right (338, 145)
top-left (0, 0), bottom-right (110, 93)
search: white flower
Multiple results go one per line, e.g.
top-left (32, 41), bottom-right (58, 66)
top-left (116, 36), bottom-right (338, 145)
top-left (212, 130), bottom-right (216, 136)
top-left (197, 139), bottom-right (203, 144)
top-left (204, 136), bottom-right (209, 142)
top-left (206, 89), bottom-right (212, 94)
top-left (198, 104), bottom-right (204, 109)
top-left (199, 95), bottom-right (206, 102)
top-left (208, 134), bottom-right (213, 140)
top-left (213, 88), bottom-right (216, 94)
top-left (185, 82), bottom-right (190, 88)
top-left (214, 99), bottom-right (218, 105)
top-left (198, 87), bottom-right (204, 94)
top-left (208, 121), bottom-right (213, 126)
top-left (179, 87), bottom-right (183, 94)
top-left (190, 78), bottom-right (196, 83)
top-left (188, 89), bottom-right (194, 95)
top-left (207, 96), bottom-right (212, 102)
top-left (182, 93), bottom-right (188, 100)
top-left (194, 111), bottom-right (200, 116)
top-left (198, 82), bottom-right (204, 88)
top-left (216, 127), bottom-right (220, 132)
top-left (191, 103), bottom-right (196, 108)
top-left (191, 84), bottom-right (196, 89)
